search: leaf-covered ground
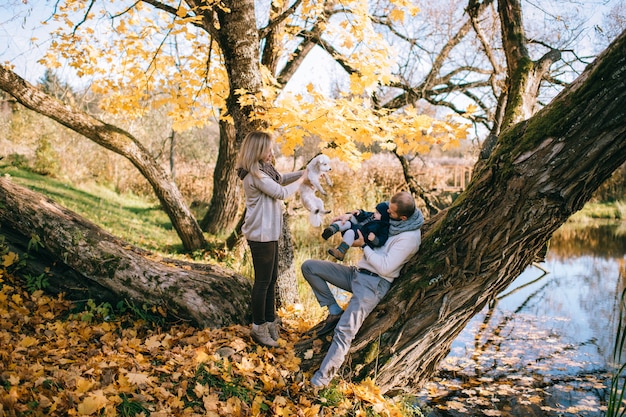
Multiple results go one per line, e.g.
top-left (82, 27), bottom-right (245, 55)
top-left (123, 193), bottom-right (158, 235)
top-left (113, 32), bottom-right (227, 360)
top-left (0, 251), bottom-right (418, 417)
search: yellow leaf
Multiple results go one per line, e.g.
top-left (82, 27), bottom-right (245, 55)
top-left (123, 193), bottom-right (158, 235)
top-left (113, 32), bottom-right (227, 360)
top-left (235, 357), bottom-right (256, 374)
top-left (77, 390), bottom-right (108, 415)
top-left (204, 393), bottom-right (221, 412)
top-left (2, 252), bottom-right (18, 267)
top-left (176, 5), bottom-right (188, 18)
top-left (19, 336), bottom-right (38, 348)
top-left (126, 372), bottom-right (151, 386)
top-left (144, 335), bottom-right (161, 350)
top-left (230, 337), bottom-right (248, 352)
top-left (193, 382), bottom-right (209, 398)
top-left (304, 404), bottom-right (321, 417)
top-left (75, 377), bottom-right (94, 394)
top-left (389, 9), bottom-right (405, 22)
top-left (195, 349), bottom-right (211, 364)
top-left (11, 293), bottom-right (23, 306)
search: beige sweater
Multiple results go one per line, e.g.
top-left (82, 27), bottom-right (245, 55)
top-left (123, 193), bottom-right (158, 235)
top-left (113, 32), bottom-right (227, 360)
top-left (241, 170), bottom-right (303, 242)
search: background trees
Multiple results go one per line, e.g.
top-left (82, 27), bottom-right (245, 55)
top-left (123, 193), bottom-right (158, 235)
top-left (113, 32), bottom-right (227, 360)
top-left (3, 0), bottom-right (614, 239)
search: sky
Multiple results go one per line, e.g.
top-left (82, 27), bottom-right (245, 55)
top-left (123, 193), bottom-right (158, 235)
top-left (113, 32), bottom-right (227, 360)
top-left (1, 1), bottom-right (63, 84)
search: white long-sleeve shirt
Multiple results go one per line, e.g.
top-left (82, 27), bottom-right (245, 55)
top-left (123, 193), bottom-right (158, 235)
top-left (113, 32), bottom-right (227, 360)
top-left (357, 228), bottom-right (421, 282)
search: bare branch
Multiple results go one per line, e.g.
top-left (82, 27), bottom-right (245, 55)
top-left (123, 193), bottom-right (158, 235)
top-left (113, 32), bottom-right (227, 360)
top-left (468, 3), bottom-right (502, 73)
top-left (259, 0), bottom-right (303, 39)
top-left (140, 0), bottom-right (207, 31)
top-left (72, 0), bottom-right (96, 35)
top-left (110, 1), bottom-right (141, 19)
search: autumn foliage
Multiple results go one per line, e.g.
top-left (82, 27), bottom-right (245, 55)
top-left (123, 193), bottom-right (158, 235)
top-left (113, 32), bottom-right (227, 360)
top-left (39, 0), bottom-right (470, 164)
top-left (0, 246), bottom-right (414, 416)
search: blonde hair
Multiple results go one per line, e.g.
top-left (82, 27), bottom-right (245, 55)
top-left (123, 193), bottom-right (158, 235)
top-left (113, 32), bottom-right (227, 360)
top-left (236, 131), bottom-right (273, 178)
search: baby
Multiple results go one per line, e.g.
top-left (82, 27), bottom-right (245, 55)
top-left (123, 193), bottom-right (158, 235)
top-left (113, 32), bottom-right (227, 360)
top-left (322, 202), bottom-right (390, 261)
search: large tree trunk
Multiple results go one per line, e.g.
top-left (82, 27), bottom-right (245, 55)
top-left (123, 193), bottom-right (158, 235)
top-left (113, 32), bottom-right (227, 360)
top-left (0, 177), bottom-right (251, 328)
top-left (199, 120), bottom-right (241, 234)
top-left (276, 212), bottom-right (300, 307)
top-left (298, 29), bottom-right (626, 394)
top-left (0, 65), bottom-right (206, 252)
top-left (190, 0), bottom-right (303, 305)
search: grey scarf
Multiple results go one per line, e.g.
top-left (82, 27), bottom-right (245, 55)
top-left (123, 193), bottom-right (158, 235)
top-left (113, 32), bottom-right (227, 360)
top-left (236, 161), bottom-right (282, 183)
top-left (389, 207), bottom-right (424, 236)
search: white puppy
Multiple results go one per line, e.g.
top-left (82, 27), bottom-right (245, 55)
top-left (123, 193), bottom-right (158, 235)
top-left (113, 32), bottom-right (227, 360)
top-left (299, 154), bottom-right (333, 227)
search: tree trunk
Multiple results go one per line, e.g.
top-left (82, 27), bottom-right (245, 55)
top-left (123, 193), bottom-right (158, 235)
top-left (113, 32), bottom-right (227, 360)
top-left (189, 0), bottom-right (264, 234)
top-left (298, 29), bottom-right (626, 394)
top-left (199, 120), bottom-right (241, 234)
top-left (0, 177), bottom-right (251, 328)
top-left (276, 212), bottom-right (300, 307)
top-left (193, 0), bottom-right (303, 306)
top-left (497, 0), bottom-right (562, 130)
top-left (0, 65), bottom-right (206, 252)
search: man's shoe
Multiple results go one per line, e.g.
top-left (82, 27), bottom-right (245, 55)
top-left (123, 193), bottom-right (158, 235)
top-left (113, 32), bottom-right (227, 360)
top-left (315, 313), bottom-right (342, 337)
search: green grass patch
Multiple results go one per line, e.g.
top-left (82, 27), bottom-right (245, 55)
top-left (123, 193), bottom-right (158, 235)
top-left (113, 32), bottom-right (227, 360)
top-left (569, 200), bottom-right (625, 222)
top-left (0, 165), bottom-right (182, 252)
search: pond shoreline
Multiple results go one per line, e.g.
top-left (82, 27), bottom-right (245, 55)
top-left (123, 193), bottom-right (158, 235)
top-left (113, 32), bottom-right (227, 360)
top-left (417, 220), bottom-right (625, 417)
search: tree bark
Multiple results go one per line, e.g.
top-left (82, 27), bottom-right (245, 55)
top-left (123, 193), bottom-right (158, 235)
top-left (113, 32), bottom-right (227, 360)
top-left (199, 120), bottom-right (241, 234)
top-left (276, 212), bottom-right (300, 307)
top-left (298, 29), bottom-right (626, 394)
top-left (0, 177), bottom-right (251, 328)
top-left (0, 65), bottom-right (206, 252)
top-left (497, 0), bottom-right (562, 130)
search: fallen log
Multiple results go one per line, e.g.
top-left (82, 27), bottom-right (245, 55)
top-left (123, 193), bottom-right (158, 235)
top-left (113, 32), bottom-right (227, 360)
top-left (0, 176), bottom-right (251, 328)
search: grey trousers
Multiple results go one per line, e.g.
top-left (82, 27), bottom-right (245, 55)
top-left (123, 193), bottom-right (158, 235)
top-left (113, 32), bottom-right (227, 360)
top-left (301, 259), bottom-right (391, 386)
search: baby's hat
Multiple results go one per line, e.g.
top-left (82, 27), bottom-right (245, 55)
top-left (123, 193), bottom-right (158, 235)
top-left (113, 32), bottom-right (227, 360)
top-left (376, 202), bottom-right (391, 222)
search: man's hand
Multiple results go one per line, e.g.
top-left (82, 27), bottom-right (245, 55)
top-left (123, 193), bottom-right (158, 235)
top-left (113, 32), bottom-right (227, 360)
top-left (352, 230), bottom-right (366, 247)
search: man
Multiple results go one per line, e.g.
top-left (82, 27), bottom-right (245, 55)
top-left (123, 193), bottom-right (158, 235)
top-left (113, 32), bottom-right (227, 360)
top-left (301, 191), bottom-right (424, 387)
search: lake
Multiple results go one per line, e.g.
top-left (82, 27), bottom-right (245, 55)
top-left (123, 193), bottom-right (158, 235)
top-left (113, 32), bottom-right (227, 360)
top-left (418, 221), bottom-right (626, 416)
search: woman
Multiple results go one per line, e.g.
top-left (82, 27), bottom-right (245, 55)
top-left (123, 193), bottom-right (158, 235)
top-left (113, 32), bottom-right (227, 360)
top-left (236, 131), bottom-right (307, 347)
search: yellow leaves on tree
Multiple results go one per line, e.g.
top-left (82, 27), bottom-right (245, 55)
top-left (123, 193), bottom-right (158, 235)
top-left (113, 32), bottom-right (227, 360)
top-left (42, 0), bottom-right (226, 132)
top-left (40, 0), bottom-right (469, 165)
top-left (238, 82), bottom-right (469, 168)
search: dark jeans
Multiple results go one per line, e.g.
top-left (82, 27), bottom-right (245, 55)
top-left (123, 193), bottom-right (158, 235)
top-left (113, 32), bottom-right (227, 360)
top-left (247, 240), bottom-right (278, 325)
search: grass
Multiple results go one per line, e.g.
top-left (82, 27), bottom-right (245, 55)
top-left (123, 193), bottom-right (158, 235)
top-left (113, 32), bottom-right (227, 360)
top-left (0, 165), bottom-right (182, 253)
top-left (570, 200), bottom-right (625, 222)
top-left (608, 288), bottom-right (626, 417)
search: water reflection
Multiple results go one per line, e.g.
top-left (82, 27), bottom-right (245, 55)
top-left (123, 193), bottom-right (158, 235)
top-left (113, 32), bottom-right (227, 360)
top-left (419, 221), bottom-right (626, 417)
